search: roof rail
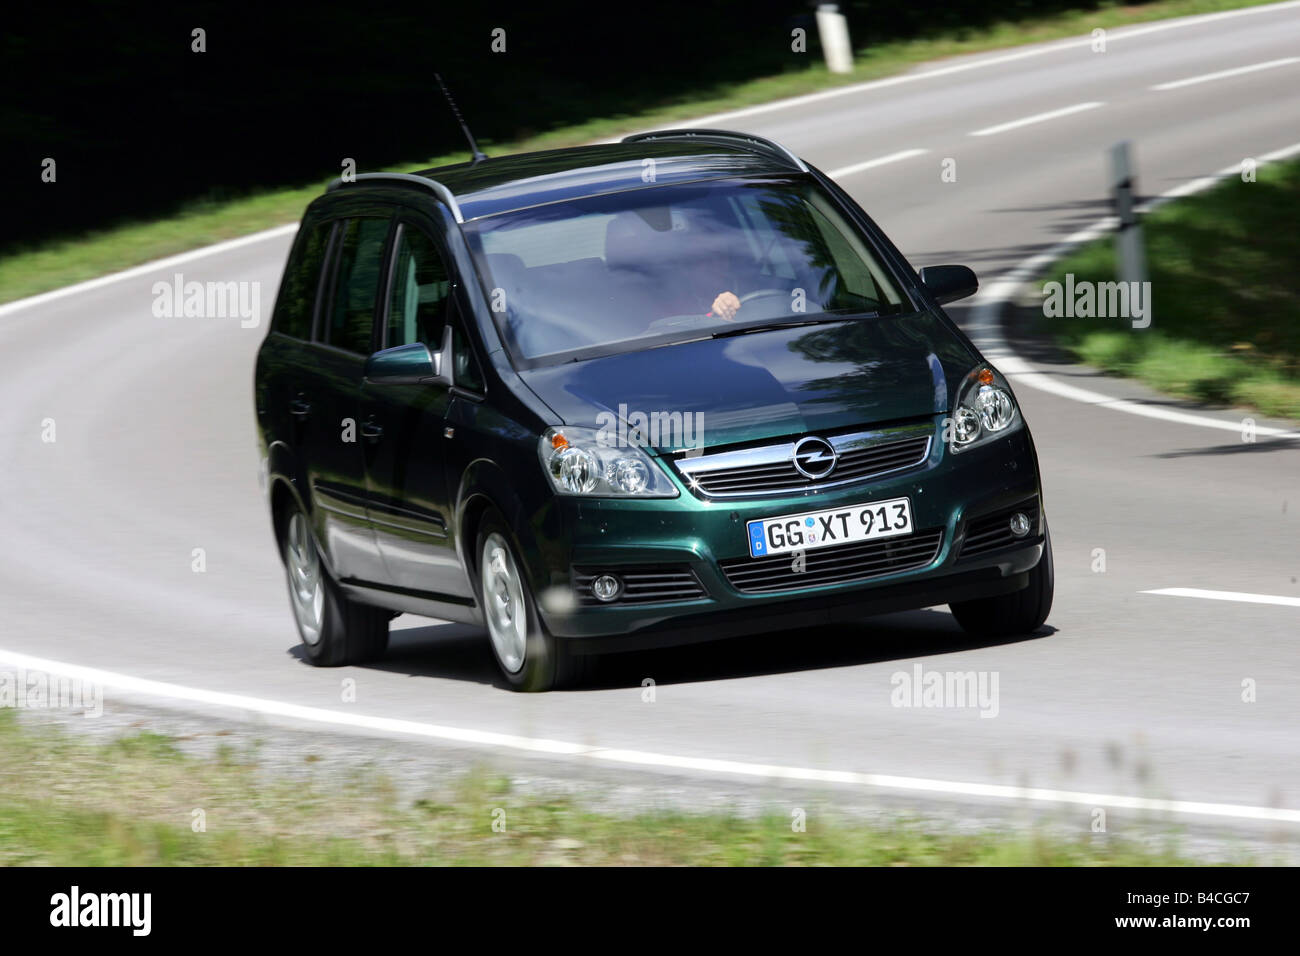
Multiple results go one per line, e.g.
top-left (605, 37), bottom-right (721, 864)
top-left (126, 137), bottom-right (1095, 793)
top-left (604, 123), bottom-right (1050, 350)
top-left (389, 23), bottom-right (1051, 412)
top-left (621, 128), bottom-right (809, 173)
top-left (326, 172), bottom-right (464, 223)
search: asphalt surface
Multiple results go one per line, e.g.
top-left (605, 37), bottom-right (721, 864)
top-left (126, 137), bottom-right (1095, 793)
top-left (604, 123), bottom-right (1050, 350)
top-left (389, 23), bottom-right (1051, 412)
top-left (2, 3), bottom-right (1298, 837)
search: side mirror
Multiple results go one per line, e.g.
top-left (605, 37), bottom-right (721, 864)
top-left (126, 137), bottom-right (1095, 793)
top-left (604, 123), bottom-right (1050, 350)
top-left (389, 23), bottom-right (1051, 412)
top-left (364, 327), bottom-right (454, 387)
top-left (919, 265), bottom-right (979, 305)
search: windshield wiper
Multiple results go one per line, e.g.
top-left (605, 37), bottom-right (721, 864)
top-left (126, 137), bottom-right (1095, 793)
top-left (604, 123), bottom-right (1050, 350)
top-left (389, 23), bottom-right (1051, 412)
top-left (710, 314), bottom-right (877, 340)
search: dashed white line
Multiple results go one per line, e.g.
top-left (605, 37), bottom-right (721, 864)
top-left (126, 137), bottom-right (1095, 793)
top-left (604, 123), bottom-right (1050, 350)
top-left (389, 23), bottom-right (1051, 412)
top-left (826, 148), bottom-right (929, 179)
top-left (1151, 56), bottom-right (1300, 91)
top-left (0, 646), bottom-right (1296, 825)
top-left (969, 102), bottom-right (1105, 137)
top-left (1142, 588), bottom-right (1300, 608)
top-left (622, 1), bottom-right (1300, 132)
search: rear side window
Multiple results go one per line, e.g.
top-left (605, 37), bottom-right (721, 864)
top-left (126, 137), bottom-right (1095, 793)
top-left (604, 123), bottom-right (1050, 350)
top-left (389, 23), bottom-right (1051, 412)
top-left (326, 216), bottom-right (391, 354)
top-left (271, 221), bottom-right (333, 339)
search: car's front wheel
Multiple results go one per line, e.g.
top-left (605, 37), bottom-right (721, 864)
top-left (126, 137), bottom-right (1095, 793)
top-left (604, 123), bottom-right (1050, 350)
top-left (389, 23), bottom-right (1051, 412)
top-left (949, 522), bottom-right (1054, 638)
top-left (283, 508), bottom-right (389, 666)
top-left (476, 510), bottom-right (589, 691)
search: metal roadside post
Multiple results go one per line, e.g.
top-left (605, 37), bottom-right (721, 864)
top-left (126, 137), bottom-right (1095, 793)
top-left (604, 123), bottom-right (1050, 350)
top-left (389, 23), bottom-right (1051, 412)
top-left (1110, 141), bottom-right (1151, 327)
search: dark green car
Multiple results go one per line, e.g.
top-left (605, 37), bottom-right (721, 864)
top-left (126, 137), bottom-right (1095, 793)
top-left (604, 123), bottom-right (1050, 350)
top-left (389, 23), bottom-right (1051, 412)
top-left (255, 129), bottom-right (1053, 691)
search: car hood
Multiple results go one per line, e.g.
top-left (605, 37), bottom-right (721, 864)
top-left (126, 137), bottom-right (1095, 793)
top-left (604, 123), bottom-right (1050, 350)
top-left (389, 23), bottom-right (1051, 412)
top-left (516, 311), bottom-right (979, 451)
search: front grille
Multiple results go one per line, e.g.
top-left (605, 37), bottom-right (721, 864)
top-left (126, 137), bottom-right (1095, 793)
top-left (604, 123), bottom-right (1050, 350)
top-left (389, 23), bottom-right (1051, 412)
top-left (958, 499), bottom-right (1041, 560)
top-left (719, 529), bottom-right (943, 594)
top-left (572, 566), bottom-right (706, 606)
top-left (678, 434), bottom-right (931, 498)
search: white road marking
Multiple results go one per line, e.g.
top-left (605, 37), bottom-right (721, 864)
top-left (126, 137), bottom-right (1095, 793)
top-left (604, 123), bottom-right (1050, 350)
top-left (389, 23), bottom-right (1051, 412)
top-left (969, 102), bottom-right (1105, 137)
top-left (973, 140), bottom-right (1300, 439)
top-left (1151, 56), bottom-right (1300, 91)
top-left (0, 223), bottom-right (299, 319)
top-left (0, 646), bottom-right (1296, 825)
top-left (1142, 588), bottom-right (1300, 608)
top-left (826, 149), bottom-right (929, 179)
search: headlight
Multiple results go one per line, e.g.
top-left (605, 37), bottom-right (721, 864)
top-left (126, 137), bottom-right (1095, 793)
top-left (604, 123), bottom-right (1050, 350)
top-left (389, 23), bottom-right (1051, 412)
top-left (948, 365), bottom-right (1021, 452)
top-left (539, 427), bottom-right (679, 497)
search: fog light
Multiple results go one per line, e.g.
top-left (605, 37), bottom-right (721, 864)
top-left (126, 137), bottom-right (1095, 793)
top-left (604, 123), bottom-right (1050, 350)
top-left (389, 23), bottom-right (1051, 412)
top-left (591, 574), bottom-right (622, 602)
top-left (1009, 512), bottom-right (1031, 537)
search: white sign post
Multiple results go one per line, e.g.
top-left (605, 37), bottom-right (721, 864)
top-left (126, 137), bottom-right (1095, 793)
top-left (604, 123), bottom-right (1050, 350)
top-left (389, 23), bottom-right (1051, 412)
top-left (1110, 141), bottom-right (1149, 318)
top-left (816, 3), bottom-right (854, 74)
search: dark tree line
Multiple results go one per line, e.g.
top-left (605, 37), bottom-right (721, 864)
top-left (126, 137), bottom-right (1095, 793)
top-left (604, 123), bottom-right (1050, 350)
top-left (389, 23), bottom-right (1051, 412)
top-left (2, 0), bottom-right (1121, 250)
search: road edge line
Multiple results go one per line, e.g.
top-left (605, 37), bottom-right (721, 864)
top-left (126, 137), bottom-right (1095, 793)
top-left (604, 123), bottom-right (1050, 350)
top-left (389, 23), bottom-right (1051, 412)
top-left (1, 646), bottom-right (1296, 825)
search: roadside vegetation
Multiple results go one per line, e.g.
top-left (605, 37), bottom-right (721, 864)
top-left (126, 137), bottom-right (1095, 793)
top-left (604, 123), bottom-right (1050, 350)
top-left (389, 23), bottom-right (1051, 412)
top-left (0, 711), bottom-right (1258, 865)
top-left (1036, 157), bottom-right (1300, 420)
top-left (0, 0), bottom-right (1275, 306)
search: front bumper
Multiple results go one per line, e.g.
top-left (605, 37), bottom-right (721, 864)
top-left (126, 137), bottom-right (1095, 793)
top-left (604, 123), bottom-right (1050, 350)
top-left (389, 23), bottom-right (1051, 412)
top-left (535, 421), bottom-right (1043, 647)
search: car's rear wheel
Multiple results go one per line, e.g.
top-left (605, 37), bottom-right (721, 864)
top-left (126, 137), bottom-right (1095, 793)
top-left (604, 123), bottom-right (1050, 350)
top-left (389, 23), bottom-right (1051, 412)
top-left (949, 522), bottom-right (1054, 638)
top-left (283, 508), bottom-right (389, 666)
top-left (476, 510), bottom-right (589, 691)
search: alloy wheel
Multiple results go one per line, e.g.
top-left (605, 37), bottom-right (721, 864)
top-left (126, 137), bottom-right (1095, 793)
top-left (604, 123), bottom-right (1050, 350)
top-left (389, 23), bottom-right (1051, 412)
top-left (481, 532), bottom-right (527, 674)
top-left (286, 512), bottom-right (324, 645)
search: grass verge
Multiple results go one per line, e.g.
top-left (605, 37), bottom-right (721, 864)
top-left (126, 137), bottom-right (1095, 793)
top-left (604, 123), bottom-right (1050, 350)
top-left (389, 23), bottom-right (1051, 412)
top-left (0, 0), bottom-right (1278, 306)
top-left (0, 710), bottom-right (1246, 866)
top-left (1035, 157), bottom-right (1300, 420)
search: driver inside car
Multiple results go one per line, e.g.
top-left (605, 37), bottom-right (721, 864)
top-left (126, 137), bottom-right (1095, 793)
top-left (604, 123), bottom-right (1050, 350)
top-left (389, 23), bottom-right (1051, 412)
top-left (604, 208), bottom-right (746, 322)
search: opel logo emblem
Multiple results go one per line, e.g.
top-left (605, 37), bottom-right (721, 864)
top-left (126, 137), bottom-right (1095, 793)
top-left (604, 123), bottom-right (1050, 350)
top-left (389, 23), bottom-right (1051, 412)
top-left (792, 436), bottom-right (837, 480)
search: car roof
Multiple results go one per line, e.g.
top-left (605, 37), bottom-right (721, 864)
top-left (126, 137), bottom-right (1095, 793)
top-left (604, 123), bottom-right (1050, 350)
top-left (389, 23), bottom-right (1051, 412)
top-left (327, 131), bottom-right (809, 222)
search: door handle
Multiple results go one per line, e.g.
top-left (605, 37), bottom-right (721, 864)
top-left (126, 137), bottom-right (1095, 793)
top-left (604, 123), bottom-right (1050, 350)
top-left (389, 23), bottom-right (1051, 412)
top-left (361, 418), bottom-right (384, 440)
top-left (289, 397), bottom-right (312, 419)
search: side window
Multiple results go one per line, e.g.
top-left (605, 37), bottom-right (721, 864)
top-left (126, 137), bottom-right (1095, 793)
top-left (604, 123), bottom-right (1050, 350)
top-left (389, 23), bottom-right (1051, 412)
top-left (385, 226), bottom-right (451, 349)
top-left (326, 216), bottom-right (391, 354)
top-left (271, 220), bottom-right (333, 339)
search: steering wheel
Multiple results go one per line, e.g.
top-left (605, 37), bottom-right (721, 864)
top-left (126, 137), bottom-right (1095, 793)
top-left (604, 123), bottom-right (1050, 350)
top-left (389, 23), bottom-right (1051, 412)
top-left (739, 288), bottom-right (790, 305)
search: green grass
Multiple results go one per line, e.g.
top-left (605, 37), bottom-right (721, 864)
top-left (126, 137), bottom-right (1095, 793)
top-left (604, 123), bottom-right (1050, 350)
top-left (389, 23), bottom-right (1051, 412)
top-left (0, 0), bottom-right (1277, 306)
top-left (0, 710), bottom-right (1254, 866)
top-left (1036, 157), bottom-right (1300, 419)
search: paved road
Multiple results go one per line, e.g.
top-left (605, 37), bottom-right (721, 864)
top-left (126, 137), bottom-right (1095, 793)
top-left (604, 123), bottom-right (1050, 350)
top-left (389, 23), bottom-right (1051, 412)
top-left (2, 3), bottom-right (1298, 834)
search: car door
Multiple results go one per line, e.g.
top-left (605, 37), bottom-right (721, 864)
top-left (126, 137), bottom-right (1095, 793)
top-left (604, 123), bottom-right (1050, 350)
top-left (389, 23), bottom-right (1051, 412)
top-left (257, 214), bottom-right (335, 493)
top-left (299, 212), bottom-right (394, 584)
top-left (359, 217), bottom-right (473, 600)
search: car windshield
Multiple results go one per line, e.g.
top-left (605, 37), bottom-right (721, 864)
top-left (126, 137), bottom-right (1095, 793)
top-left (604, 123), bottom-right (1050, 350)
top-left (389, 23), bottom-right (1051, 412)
top-left (462, 177), bottom-right (909, 365)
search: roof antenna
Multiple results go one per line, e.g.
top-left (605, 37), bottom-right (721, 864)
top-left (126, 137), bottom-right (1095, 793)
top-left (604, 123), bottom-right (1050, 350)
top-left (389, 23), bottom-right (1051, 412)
top-left (435, 73), bottom-right (488, 164)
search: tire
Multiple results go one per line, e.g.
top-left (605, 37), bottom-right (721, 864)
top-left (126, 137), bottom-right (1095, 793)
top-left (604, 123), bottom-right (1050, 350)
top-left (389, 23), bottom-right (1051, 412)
top-left (475, 509), bottom-right (590, 691)
top-left (282, 507), bottom-right (389, 666)
top-left (949, 522), bottom-right (1054, 638)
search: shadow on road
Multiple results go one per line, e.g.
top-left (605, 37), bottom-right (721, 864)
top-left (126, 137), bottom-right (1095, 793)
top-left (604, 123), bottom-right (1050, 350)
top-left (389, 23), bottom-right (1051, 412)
top-left (1154, 439), bottom-right (1300, 459)
top-left (297, 611), bottom-right (1056, 692)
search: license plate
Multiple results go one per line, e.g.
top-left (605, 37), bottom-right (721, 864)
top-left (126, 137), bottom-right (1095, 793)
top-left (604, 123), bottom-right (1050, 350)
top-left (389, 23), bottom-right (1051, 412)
top-left (746, 497), bottom-right (913, 558)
